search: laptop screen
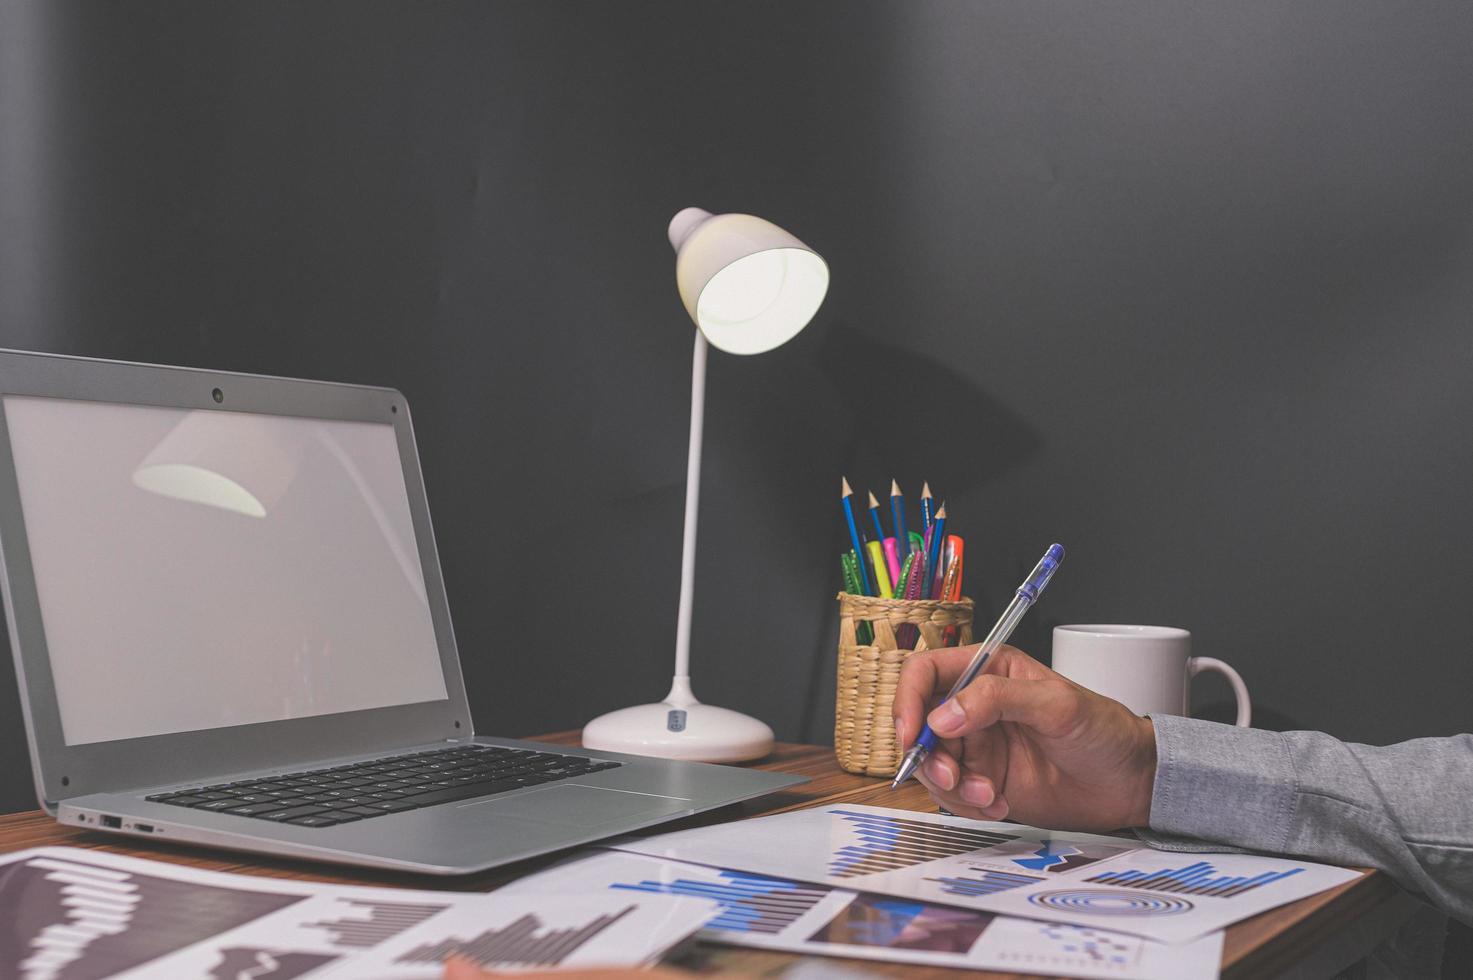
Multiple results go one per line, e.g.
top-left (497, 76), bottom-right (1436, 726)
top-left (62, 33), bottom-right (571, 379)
top-left (2, 394), bottom-right (450, 746)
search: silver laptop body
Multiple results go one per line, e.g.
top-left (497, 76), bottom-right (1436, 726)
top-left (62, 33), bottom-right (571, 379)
top-left (0, 349), bottom-right (802, 874)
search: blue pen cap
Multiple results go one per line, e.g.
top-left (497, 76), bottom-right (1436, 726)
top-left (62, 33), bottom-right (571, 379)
top-left (1016, 543), bottom-right (1065, 602)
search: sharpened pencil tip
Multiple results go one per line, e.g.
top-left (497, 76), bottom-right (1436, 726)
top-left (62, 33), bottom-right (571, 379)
top-left (920, 481), bottom-right (932, 499)
top-left (891, 478), bottom-right (902, 496)
top-left (841, 476), bottom-right (853, 496)
top-left (935, 502), bottom-right (947, 519)
top-left (867, 490), bottom-right (880, 509)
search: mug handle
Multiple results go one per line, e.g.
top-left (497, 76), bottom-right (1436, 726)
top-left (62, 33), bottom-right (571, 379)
top-left (1188, 657), bottom-right (1252, 727)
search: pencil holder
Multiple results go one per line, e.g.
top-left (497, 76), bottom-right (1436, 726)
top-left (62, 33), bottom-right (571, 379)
top-left (833, 592), bottom-right (974, 777)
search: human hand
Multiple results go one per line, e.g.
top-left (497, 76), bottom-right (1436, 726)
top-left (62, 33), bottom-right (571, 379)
top-left (892, 644), bottom-right (1158, 831)
top-left (443, 957), bottom-right (693, 980)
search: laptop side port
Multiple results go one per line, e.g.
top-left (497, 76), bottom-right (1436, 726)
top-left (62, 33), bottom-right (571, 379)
top-left (99, 814), bottom-right (122, 829)
top-left (133, 823), bottom-right (155, 834)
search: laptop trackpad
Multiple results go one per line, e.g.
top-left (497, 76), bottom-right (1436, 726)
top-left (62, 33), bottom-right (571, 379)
top-left (457, 784), bottom-right (691, 827)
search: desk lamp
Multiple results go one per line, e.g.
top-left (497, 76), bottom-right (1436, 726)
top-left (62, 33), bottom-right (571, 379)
top-left (582, 208), bottom-right (829, 762)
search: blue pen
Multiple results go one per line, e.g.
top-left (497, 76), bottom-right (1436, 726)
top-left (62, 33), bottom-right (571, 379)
top-left (891, 543), bottom-right (1066, 789)
top-left (840, 477), bottom-right (873, 595)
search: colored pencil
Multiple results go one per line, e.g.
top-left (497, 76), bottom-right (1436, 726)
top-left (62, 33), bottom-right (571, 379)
top-left (840, 477), bottom-right (872, 595)
top-left (866, 491), bottom-right (886, 545)
top-left (920, 481), bottom-right (934, 531)
top-left (926, 502), bottom-right (947, 598)
top-left (890, 480), bottom-right (915, 557)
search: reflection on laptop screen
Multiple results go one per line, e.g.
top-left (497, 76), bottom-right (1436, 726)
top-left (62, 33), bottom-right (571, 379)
top-left (2, 395), bottom-right (449, 746)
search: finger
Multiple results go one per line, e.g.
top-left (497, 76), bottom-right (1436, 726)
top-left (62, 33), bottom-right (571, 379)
top-left (444, 956), bottom-right (492, 980)
top-left (957, 773), bottom-right (998, 809)
top-left (915, 768), bottom-right (1010, 821)
top-left (926, 674), bottom-right (1077, 740)
top-left (893, 645), bottom-right (988, 744)
top-left (923, 752), bottom-right (958, 791)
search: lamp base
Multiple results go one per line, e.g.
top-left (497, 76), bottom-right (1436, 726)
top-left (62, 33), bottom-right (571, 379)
top-left (582, 679), bottom-right (774, 763)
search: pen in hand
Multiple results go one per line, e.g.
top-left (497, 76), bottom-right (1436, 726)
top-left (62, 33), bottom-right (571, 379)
top-left (891, 543), bottom-right (1066, 790)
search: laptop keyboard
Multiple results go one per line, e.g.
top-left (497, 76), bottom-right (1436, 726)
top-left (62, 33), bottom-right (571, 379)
top-left (144, 744), bottom-right (622, 828)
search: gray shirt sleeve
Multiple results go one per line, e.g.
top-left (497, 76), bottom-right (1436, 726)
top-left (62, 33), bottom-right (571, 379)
top-left (1135, 714), bottom-right (1473, 925)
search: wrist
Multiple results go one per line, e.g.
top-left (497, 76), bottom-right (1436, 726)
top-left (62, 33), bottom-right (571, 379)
top-left (1127, 715), bottom-right (1158, 827)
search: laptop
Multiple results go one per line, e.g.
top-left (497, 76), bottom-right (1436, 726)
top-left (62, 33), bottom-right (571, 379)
top-left (0, 349), bottom-right (803, 874)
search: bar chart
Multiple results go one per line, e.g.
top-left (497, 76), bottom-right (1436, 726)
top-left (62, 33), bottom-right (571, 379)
top-left (394, 907), bottom-right (635, 968)
top-left (302, 897), bottom-right (449, 948)
top-left (206, 947), bottom-right (338, 979)
top-left (827, 808), bottom-right (1017, 879)
top-left (610, 870), bottom-right (827, 934)
top-left (923, 871), bottom-right (1042, 898)
top-left (1086, 861), bottom-right (1305, 897)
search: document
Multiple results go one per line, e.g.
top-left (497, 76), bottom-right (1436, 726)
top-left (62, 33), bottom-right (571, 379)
top-left (607, 804), bottom-right (1361, 943)
top-left (508, 850), bottom-right (1223, 980)
top-left (0, 846), bottom-right (712, 978)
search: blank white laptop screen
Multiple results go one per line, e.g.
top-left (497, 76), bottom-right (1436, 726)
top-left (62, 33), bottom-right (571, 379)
top-left (2, 395), bottom-right (449, 746)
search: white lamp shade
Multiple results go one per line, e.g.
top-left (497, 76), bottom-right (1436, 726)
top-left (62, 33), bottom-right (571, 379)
top-left (669, 208), bottom-right (829, 355)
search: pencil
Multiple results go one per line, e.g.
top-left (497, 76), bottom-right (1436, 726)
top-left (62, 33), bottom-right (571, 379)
top-left (890, 480), bottom-right (914, 557)
top-left (920, 481), bottom-right (934, 531)
top-left (840, 477), bottom-right (872, 595)
top-left (866, 491), bottom-right (889, 557)
top-left (926, 502), bottom-right (947, 598)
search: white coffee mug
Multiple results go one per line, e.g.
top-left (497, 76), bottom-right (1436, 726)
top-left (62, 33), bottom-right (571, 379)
top-left (1051, 625), bottom-right (1251, 726)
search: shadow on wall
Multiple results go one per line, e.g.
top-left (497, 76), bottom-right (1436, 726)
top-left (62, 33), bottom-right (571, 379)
top-left (815, 323), bottom-right (1043, 491)
top-left (800, 322), bottom-right (1044, 741)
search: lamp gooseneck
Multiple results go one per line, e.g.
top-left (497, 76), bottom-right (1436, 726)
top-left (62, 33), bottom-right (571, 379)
top-left (666, 328), bottom-right (707, 704)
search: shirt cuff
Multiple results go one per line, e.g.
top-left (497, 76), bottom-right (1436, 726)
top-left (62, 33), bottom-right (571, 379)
top-left (1146, 714), bottom-right (1298, 854)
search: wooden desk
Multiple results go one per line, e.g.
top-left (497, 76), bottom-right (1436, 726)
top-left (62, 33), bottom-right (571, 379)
top-left (0, 734), bottom-right (1411, 979)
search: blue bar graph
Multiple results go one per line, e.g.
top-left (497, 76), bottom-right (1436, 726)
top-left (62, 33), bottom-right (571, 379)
top-left (610, 870), bottom-right (827, 934)
top-left (1086, 861), bottom-right (1305, 898)
top-left (827, 809), bottom-right (1018, 879)
top-left (923, 871), bottom-right (1042, 897)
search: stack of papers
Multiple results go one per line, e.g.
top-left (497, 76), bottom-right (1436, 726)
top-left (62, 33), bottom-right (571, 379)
top-left (0, 846), bottom-right (712, 978)
top-left (507, 850), bottom-right (1223, 980)
top-left (510, 803), bottom-right (1361, 979)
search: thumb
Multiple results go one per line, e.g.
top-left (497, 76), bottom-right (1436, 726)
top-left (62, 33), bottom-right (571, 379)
top-left (926, 673), bottom-right (1077, 738)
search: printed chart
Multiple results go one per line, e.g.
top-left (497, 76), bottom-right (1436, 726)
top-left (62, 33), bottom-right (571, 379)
top-left (505, 851), bottom-right (1224, 980)
top-left (611, 869), bottom-right (828, 934)
top-left (610, 803), bottom-right (1362, 943)
top-left (924, 871), bottom-right (1047, 898)
top-left (0, 847), bottom-right (712, 980)
top-left (394, 908), bottom-right (635, 968)
top-left (0, 852), bottom-right (305, 980)
top-left (346, 898), bottom-right (711, 978)
top-left (827, 808), bottom-right (1017, 878)
top-left (302, 899), bottom-right (448, 948)
top-left (1087, 860), bottom-right (1304, 897)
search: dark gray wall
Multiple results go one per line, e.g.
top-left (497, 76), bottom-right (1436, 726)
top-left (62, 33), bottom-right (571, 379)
top-left (2, 1), bottom-right (1471, 814)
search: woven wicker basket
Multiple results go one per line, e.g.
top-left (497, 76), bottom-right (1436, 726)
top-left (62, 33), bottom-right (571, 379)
top-left (834, 592), bottom-right (974, 777)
